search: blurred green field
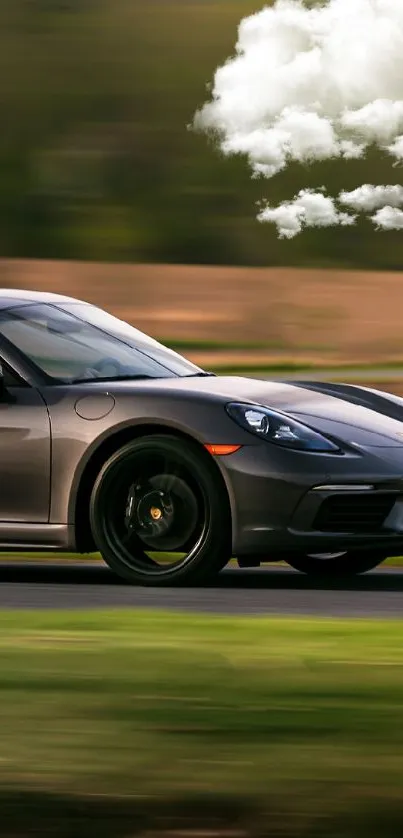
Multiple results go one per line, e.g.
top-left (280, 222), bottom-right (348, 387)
top-left (208, 362), bottom-right (403, 375)
top-left (2, 0), bottom-right (403, 270)
top-left (169, 345), bottom-right (403, 373)
top-left (2, 610), bottom-right (403, 836)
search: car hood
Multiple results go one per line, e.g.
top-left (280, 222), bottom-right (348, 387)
top-left (111, 375), bottom-right (403, 448)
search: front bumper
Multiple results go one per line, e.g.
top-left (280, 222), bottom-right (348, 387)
top-left (218, 443), bottom-right (403, 557)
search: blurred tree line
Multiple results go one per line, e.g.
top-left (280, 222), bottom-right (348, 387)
top-left (0, 0), bottom-right (402, 269)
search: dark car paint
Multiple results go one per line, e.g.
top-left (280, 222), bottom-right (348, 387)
top-left (0, 385), bottom-right (50, 521)
top-left (1, 289), bottom-right (403, 558)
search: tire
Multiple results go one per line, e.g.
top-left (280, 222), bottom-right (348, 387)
top-left (286, 551), bottom-right (386, 577)
top-left (89, 434), bottom-right (232, 586)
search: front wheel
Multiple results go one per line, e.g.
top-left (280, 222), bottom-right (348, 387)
top-left (89, 434), bottom-right (232, 586)
top-left (286, 551), bottom-right (387, 577)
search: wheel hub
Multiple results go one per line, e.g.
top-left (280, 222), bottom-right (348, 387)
top-left (136, 489), bottom-right (174, 537)
top-left (94, 442), bottom-right (221, 579)
top-left (124, 474), bottom-right (199, 550)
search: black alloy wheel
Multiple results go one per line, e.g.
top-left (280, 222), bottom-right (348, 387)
top-left (90, 434), bottom-right (231, 585)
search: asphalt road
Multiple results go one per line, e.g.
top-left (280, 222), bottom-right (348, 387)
top-left (1, 560), bottom-right (403, 617)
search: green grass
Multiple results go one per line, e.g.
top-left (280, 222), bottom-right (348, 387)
top-left (162, 338), bottom-right (290, 352)
top-left (3, 611), bottom-right (403, 835)
top-left (1, 551), bottom-right (101, 561)
top-left (209, 360), bottom-right (403, 374)
top-left (211, 361), bottom-right (320, 374)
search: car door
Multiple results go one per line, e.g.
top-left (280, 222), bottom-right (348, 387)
top-left (0, 360), bottom-right (51, 522)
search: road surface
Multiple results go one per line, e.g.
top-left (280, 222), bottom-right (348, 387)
top-left (1, 560), bottom-right (403, 617)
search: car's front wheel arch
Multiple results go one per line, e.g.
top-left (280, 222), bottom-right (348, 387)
top-left (88, 432), bottom-right (232, 585)
top-left (72, 424), bottom-right (233, 556)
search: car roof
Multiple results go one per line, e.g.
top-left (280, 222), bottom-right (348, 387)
top-left (0, 289), bottom-right (86, 310)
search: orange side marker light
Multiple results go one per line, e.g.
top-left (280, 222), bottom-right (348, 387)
top-left (204, 444), bottom-right (241, 456)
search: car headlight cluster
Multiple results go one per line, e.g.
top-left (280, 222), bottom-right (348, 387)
top-left (226, 402), bottom-right (340, 452)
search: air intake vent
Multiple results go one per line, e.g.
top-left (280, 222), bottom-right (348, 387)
top-left (313, 493), bottom-right (398, 533)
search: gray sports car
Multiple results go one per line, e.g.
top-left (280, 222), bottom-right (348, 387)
top-left (1, 288), bottom-right (403, 585)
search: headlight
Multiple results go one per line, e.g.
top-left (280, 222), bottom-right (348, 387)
top-left (226, 402), bottom-right (340, 452)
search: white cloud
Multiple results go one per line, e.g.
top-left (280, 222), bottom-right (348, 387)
top-left (339, 185), bottom-right (403, 212)
top-left (371, 206), bottom-right (403, 231)
top-left (258, 188), bottom-right (355, 238)
top-left (194, 0), bottom-right (403, 236)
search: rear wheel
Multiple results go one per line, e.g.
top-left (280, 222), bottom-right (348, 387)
top-left (89, 435), bottom-right (231, 586)
top-left (286, 551), bottom-right (386, 577)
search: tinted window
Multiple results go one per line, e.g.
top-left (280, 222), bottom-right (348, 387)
top-left (0, 303), bottom-right (202, 382)
top-left (61, 302), bottom-right (199, 375)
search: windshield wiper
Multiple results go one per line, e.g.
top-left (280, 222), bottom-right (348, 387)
top-left (71, 371), bottom-right (216, 384)
top-left (183, 371), bottom-right (216, 378)
top-left (71, 374), bottom-right (155, 384)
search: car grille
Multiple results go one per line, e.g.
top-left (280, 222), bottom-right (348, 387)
top-left (313, 493), bottom-right (398, 533)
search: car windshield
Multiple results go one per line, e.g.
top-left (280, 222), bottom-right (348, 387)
top-left (0, 302), bottom-right (205, 382)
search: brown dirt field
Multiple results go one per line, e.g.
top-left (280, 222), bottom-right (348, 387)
top-left (1, 259), bottom-right (403, 365)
